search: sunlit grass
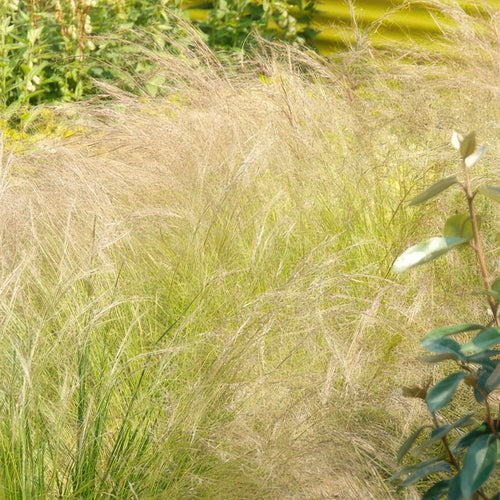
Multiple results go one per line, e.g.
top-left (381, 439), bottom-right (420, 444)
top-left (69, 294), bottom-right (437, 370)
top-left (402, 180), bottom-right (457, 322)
top-left (0, 7), bottom-right (498, 497)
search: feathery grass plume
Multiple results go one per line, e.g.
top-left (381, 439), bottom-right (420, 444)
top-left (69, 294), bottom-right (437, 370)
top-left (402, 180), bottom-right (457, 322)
top-left (0, 6), bottom-right (499, 497)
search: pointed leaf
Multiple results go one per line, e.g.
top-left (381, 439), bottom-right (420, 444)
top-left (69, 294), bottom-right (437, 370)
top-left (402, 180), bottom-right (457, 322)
top-left (408, 175), bottom-right (459, 206)
top-left (461, 328), bottom-right (500, 355)
top-left (397, 425), bottom-right (432, 463)
top-left (465, 144), bottom-right (487, 168)
top-left (422, 337), bottom-right (465, 361)
top-left (474, 289), bottom-right (500, 301)
top-left (486, 363), bottom-right (500, 392)
top-left (390, 458), bottom-right (443, 482)
top-left (448, 475), bottom-right (463, 500)
top-left (460, 434), bottom-right (498, 498)
top-left (422, 324), bottom-right (484, 346)
top-left (392, 237), bottom-right (467, 273)
top-left (451, 423), bottom-right (490, 453)
top-left (421, 352), bottom-right (462, 363)
top-left (399, 459), bottom-right (453, 487)
top-left (475, 386), bottom-right (485, 403)
top-left (426, 372), bottom-right (466, 412)
top-left (413, 414), bottom-right (475, 456)
top-left (478, 185), bottom-right (500, 204)
top-left (444, 213), bottom-right (475, 241)
top-left (481, 279), bottom-right (500, 301)
top-left (422, 480), bottom-right (449, 499)
top-left (466, 350), bottom-right (498, 369)
top-left (459, 131), bottom-right (476, 159)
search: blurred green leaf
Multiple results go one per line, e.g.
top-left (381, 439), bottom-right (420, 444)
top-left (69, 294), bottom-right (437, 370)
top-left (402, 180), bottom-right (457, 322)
top-left (459, 131), bottom-right (476, 159)
top-left (145, 74), bottom-right (166, 97)
top-left (422, 479), bottom-right (450, 500)
top-left (407, 175), bottom-right (458, 206)
top-left (413, 414), bottom-right (475, 456)
top-left (460, 434), bottom-right (497, 498)
top-left (422, 324), bottom-right (484, 346)
top-left (392, 237), bottom-right (467, 273)
top-left (486, 363), bottom-right (500, 392)
top-left (474, 289), bottom-right (500, 301)
top-left (426, 372), bottom-right (466, 412)
top-left (448, 475), bottom-right (462, 500)
top-left (422, 337), bottom-right (465, 360)
top-left (397, 425), bottom-right (432, 463)
top-left (400, 459), bottom-right (453, 487)
top-left (422, 480), bottom-right (449, 499)
top-left (478, 186), bottom-right (500, 204)
top-left (461, 328), bottom-right (500, 356)
top-left (421, 352), bottom-right (462, 363)
top-left (443, 214), bottom-right (476, 241)
top-left (452, 423), bottom-right (490, 453)
top-left (466, 350), bottom-right (499, 369)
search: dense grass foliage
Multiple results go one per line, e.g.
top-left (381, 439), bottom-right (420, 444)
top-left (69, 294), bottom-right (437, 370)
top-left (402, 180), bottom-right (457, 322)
top-left (2, 0), bottom-right (498, 116)
top-left (0, 6), bottom-right (498, 495)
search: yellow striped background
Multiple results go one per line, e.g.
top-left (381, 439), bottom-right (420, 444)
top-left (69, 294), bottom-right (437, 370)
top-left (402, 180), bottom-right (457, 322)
top-left (181, 0), bottom-right (500, 53)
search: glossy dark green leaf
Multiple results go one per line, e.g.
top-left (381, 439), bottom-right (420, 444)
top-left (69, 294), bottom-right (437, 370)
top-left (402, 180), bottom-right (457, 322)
top-left (466, 350), bottom-right (498, 369)
top-left (460, 434), bottom-right (498, 498)
top-left (486, 363), bottom-right (500, 392)
top-left (448, 475), bottom-right (463, 500)
top-left (397, 425), bottom-right (432, 463)
top-left (426, 372), bottom-right (466, 412)
top-left (474, 386), bottom-right (485, 403)
top-left (443, 213), bottom-right (475, 241)
top-left (478, 185), bottom-right (500, 204)
top-left (451, 423), bottom-right (490, 453)
top-left (422, 480), bottom-right (449, 499)
top-left (408, 175), bottom-right (459, 206)
top-left (459, 131), bottom-right (476, 159)
top-left (413, 414), bottom-right (475, 456)
top-left (475, 367), bottom-right (494, 395)
top-left (422, 337), bottom-right (465, 361)
top-left (400, 459), bottom-right (453, 487)
top-left (461, 328), bottom-right (500, 355)
top-left (422, 324), bottom-right (484, 346)
top-left (392, 237), bottom-right (467, 273)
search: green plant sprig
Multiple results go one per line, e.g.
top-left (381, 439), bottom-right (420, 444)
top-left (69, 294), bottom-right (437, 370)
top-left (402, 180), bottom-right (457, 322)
top-left (391, 132), bottom-right (500, 499)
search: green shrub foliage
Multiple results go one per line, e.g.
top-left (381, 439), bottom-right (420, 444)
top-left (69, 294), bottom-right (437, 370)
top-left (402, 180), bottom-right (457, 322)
top-left (198, 0), bottom-right (316, 49)
top-left (0, 0), bottom-right (187, 111)
top-left (0, 0), bottom-right (317, 113)
top-left (392, 132), bottom-right (500, 499)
